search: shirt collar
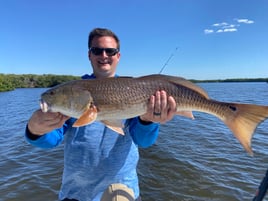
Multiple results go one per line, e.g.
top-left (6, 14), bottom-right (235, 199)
top-left (81, 73), bottom-right (118, 80)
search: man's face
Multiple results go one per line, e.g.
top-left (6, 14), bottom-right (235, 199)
top-left (88, 36), bottom-right (120, 78)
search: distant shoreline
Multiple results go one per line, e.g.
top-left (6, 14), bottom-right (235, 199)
top-left (190, 78), bottom-right (268, 83)
top-left (1, 73), bottom-right (267, 92)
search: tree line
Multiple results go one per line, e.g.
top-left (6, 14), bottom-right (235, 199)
top-left (190, 78), bottom-right (268, 83)
top-left (0, 74), bottom-right (81, 92)
top-left (1, 73), bottom-right (267, 92)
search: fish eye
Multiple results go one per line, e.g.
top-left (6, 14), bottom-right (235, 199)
top-left (49, 91), bottom-right (55, 95)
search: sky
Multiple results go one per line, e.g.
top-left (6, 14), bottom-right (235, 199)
top-left (1, 0), bottom-right (268, 80)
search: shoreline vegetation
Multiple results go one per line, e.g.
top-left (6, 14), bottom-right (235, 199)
top-left (0, 74), bottom-right (81, 92)
top-left (0, 73), bottom-right (268, 92)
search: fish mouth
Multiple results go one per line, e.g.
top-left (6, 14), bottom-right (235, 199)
top-left (39, 99), bottom-right (49, 112)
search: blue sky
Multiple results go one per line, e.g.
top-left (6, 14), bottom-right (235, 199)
top-left (1, 0), bottom-right (267, 80)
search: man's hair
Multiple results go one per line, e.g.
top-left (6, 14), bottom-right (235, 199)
top-left (88, 28), bottom-right (120, 50)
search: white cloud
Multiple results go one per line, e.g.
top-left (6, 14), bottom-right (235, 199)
top-left (204, 18), bottom-right (254, 34)
top-left (223, 28), bottom-right (237, 32)
top-left (235, 18), bottom-right (254, 24)
top-left (216, 28), bottom-right (237, 33)
top-left (223, 24), bottom-right (237, 28)
top-left (212, 22), bottom-right (228, 27)
top-left (216, 29), bottom-right (223, 33)
top-left (204, 29), bottom-right (214, 34)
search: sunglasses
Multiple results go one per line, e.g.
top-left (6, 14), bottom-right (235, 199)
top-left (89, 47), bottom-right (119, 56)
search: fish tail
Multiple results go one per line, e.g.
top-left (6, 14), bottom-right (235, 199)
top-left (223, 103), bottom-right (268, 155)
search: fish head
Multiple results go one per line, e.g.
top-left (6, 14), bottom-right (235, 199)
top-left (40, 81), bottom-right (94, 117)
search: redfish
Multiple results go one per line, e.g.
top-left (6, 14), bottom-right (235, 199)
top-left (40, 74), bottom-right (268, 155)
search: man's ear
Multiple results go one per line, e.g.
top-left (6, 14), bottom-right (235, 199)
top-left (116, 52), bottom-right (121, 59)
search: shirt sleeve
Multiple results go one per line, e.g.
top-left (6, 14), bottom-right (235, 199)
top-left (126, 117), bottom-right (159, 148)
top-left (25, 122), bottom-right (69, 149)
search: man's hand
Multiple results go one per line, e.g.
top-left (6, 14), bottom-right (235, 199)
top-left (140, 90), bottom-right (177, 123)
top-left (27, 109), bottom-right (70, 135)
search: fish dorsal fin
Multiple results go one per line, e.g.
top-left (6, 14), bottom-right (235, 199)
top-left (73, 104), bottom-right (98, 127)
top-left (101, 120), bottom-right (125, 135)
top-left (163, 75), bottom-right (209, 99)
top-left (141, 74), bottom-right (209, 99)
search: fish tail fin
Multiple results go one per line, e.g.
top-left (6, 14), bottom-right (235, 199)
top-left (223, 103), bottom-right (268, 155)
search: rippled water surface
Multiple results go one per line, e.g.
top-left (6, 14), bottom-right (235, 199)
top-left (1, 83), bottom-right (268, 201)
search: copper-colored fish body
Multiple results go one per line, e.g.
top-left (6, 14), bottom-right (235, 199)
top-left (40, 74), bottom-right (268, 154)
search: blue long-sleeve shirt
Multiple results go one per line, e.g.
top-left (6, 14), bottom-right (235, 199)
top-left (25, 74), bottom-right (159, 201)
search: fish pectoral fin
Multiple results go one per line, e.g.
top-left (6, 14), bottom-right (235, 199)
top-left (73, 106), bottom-right (98, 127)
top-left (101, 120), bottom-right (125, 135)
top-left (176, 111), bottom-right (195, 119)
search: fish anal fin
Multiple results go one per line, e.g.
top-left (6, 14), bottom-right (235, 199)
top-left (176, 111), bottom-right (195, 119)
top-left (73, 105), bottom-right (98, 127)
top-left (101, 120), bottom-right (125, 135)
top-left (106, 125), bottom-right (125, 135)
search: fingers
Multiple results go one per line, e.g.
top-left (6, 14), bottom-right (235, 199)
top-left (43, 112), bottom-right (68, 126)
top-left (153, 91), bottom-right (167, 120)
top-left (156, 91), bottom-right (175, 123)
top-left (166, 95), bottom-right (177, 121)
top-left (45, 113), bottom-right (69, 128)
top-left (146, 94), bottom-right (155, 115)
top-left (140, 90), bottom-right (177, 123)
top-left (155, 91), bottom-right (161, 114)
top-left (28, 110), bottom-right (69, 135)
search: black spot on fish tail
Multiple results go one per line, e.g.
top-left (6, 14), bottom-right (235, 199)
top-left (229, 105), bottom-right (237, 111)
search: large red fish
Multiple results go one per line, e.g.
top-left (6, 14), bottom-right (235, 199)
top-left (40, 74), bottom-right (268, 155)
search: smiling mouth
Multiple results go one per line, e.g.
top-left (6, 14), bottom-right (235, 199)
top-left (98, 59), bottom-right (110, 65)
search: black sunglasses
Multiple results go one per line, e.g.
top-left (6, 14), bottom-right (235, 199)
top-left (89, 47), bottom-right (119, 56)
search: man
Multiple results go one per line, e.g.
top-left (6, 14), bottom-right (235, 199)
top-left (25, 28), bottom-right (177, 201)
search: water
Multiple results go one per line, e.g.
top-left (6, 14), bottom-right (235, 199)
top-left (0, 83), bottom-right (268, 201)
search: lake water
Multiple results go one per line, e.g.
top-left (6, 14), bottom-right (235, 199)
top-left (0, 82), bottom-right (268, 201)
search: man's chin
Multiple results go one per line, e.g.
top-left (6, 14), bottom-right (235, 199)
top-left (96, 69), bottom-right (114, 77)
top-left (98, 64), bottom-right (111, 70)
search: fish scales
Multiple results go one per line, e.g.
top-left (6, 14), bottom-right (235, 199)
top-left (87, 78), bottom-right (152, 106)
top-left (86, 76), bottom-right (258, 128)
top-left (40, 74), bottom-right (268, 154)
